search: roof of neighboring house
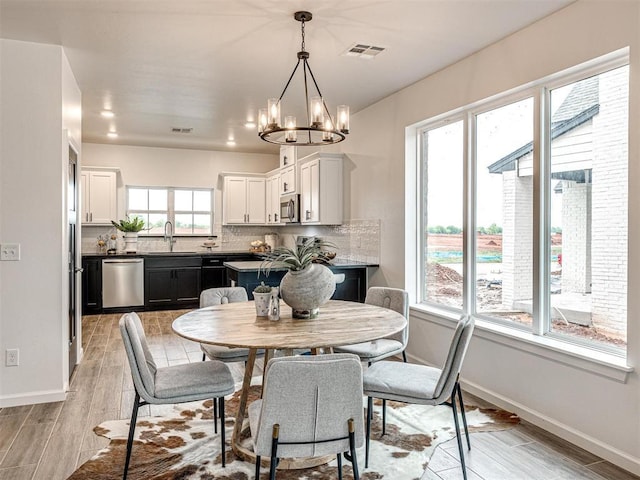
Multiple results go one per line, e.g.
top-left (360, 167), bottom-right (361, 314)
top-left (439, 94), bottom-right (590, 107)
top-left (488, 76), bottom-right (599, 174)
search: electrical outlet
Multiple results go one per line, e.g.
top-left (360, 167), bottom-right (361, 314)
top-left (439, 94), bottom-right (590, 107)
top-left (6, 349), bottom-right (19, 367)
top-left (0, 243), bottom-right (20, 261)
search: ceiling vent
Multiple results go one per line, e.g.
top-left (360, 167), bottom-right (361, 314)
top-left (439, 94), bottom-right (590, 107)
top-left (171, 127), bottom-right (193, 133)
top-left (343, 43), bottom-right (385, 60)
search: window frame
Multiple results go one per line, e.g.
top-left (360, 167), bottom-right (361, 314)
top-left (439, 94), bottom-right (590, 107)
top-left (126, 185), bottom-right (215, 237)
top-left (415, 49), bottom-right (629, 358)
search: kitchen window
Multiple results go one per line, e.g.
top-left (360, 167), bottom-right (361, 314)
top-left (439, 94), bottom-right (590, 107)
top-left (417, 53), bottom-right (629, 355)
top-left (127, 187), bottom-right (214, 236)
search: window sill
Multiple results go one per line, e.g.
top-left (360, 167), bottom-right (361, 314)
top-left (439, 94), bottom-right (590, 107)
top-left (410, 304), bottom-right (633, 383)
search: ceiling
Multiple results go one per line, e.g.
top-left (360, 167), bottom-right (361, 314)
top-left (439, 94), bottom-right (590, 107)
top-left (0, 0), bottom-right (573, 154)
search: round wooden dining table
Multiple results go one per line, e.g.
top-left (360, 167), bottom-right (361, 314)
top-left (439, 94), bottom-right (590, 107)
top-left (172, 299), bottom-right (407, 468)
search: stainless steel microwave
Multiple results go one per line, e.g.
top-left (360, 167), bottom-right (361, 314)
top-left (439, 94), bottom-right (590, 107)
top-left (280, 193), bottom-right (300, 223)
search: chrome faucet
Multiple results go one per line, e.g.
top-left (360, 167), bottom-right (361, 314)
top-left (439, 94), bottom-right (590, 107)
top-left (164, 221), bottom-right (176, 252)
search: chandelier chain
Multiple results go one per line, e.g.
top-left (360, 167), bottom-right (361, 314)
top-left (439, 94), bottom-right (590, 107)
top-left (301, 18), bottom-right (306, 52)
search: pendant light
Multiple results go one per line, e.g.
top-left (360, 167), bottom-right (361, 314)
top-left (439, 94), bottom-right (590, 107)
top-left (258, 11), bottom-right (350, 146)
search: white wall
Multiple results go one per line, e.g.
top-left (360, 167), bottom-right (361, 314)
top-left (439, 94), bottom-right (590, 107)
top-left (81, 143), bottom-right (279, 227)
top-left (342, 0), bottom-right (640, 474)
top-left (0, 39), bottom-right (81, 406)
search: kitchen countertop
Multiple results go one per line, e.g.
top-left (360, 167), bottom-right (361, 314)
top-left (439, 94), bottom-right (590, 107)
top-left (82, 249), bottom-right (255, 258)
top-left (223, 260), bottom-right (379, 272)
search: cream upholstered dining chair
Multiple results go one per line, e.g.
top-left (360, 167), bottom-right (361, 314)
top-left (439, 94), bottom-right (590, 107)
top-left (362, 315), bottom-right (475, 480)
top-left (334, 287), bottom-right (409, 364)
top-left (248, 354), bottom-right (364, 480)
top-left (119, 312), bottom-right (235, 479)
top-left (199, 286), bottom-right (265, 363)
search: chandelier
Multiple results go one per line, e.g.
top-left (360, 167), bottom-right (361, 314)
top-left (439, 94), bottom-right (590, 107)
top-left (258, 11), bottom-right (349, 146)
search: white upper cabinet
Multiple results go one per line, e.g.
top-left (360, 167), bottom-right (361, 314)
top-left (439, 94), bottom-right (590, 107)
top-left (81, 169), bottom-right (117, 225)
top-left (266, 172), bottom-right (281, 224)
top-left (279, 164), bottom-right (296, 195)
top-left (299, 153), bottom-right (343, 225)
top-left (279, 145), bottom-right (296, 168)
top-left (223, 175), bottom-right (266, 225)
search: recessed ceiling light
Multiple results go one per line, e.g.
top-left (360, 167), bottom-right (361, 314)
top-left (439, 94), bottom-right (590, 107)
top-left (226, 140), bottom-right (236, 146)
top-left (245, 121), bottom-right (256, 129)
top-left (101, 110), bottom-right (115, 118)
top-left (107, 132), bottom-right (118, 138)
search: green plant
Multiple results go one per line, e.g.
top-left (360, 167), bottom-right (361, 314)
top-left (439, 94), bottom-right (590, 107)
top-left (260, 239), bottom-right (336, 275)
top-left (111, 216), bottom-right (146, 232)
top-left (253, 281), bottom-right (272, 293)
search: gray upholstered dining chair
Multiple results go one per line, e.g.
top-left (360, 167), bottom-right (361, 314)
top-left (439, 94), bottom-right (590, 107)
top-left (119, 312), bottom-right (235, 479)
top-left (199, 286), bottom-right (264, 363)
top-left (248, 354), bottom-right (364, 480)
top-left (362, 315), bottom-right (474, 479)
top-left (334, 287), bottom-right (409, 364)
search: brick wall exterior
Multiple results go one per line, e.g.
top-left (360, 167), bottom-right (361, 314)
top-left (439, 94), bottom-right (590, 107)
top-left (501, 170), bottom-right (533, 307)
top-left (561, 181), bottom-right (592, 294)
top-left (590, 66), bottom-right (628, 338)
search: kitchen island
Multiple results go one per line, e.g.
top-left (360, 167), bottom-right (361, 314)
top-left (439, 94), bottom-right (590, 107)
top-left (224, 260), bottom-right (378, 302)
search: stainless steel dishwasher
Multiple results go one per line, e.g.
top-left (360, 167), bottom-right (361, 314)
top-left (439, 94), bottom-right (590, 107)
top-left (102, 258), bottom-right (144, 308)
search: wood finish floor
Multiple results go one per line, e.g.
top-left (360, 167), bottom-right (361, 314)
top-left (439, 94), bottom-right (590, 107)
top-left (0, 310), bottom-right (636, 480)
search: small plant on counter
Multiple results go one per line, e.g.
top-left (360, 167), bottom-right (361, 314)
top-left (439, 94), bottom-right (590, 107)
top-left (111, 216), bottom-right (146, 232)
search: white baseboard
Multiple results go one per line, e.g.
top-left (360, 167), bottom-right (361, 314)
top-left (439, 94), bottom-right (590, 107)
top-left (405, 350), bottom-right (640, 477)
top-left (0, 389), bottom-right (67, 408)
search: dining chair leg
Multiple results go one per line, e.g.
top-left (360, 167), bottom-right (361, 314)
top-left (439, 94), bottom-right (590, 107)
top-left (254, 455), bottom-right (261, 480)
top-left (456, 382), bottom-right (471, 450)
top-left (219, 396), bottom-right (226, 467)
top-left (382, 399), bottom-right (387, 436)
top-left (365, 396), bottom-right (372, 468)
top-left (451, 395), bottom-right (468, 480)
top-left (202, 353), bottom-right (206, 361)
top-left (123, 392), bottom-right (140, 480)
top-left (337, 453), bottom-right (343, 480)
top-left (402, 351), bottom-right (407, 362)
top-left (348, 418), bottom-right (360, 480)
top-left (214, 397), bottom-right (218, 434)
top-left (269, 425), bottom-right (279, 480)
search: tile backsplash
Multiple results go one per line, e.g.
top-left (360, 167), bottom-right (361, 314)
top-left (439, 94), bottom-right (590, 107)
top-left (82, 219), bottom-right (380, 264)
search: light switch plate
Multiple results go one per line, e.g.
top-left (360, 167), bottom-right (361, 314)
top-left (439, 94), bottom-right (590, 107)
top-left (0, 243), bottom-right (20, 261)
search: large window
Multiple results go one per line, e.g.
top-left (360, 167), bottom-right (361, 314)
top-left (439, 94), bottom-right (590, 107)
top-left (127, 187), bottom-right (214, 236)
top-left (422, 120), bottom-right (464, 308)
top-left (419, 58), bottom-right (628, 354)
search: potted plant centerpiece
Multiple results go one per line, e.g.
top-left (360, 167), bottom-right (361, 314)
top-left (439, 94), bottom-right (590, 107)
top-left (253, 282), bottom-right (273, 317)
top-left (111, 216), bottom-right (146, 253)
top-left (261, 239), bottom-right (337, 319)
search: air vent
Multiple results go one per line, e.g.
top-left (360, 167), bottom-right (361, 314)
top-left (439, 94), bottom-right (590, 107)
top-left (171, 127), bottom-right (193, 133)
top-left (343, 43), bottom-right (385, 59)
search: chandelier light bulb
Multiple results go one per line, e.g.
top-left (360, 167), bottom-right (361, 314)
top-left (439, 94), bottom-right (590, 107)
top-left (267, 98), bottom-right (281, 127)
top-left (337, 105), bottom-right (350, 134)
top-left (310, 96), bottom-right (324, 126)
top-left (258, 108), bottom-right (268, 134)
top-left (285, 116), bottom-right (297, 143)
top-left (322, 118), bottom-right (333, 142)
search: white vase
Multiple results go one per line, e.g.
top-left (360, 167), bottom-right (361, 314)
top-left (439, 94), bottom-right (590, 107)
top-left (253, 292), bottom-right (272, 317)
top-left (280, 264), bottom-right (336, 319)
top-left (124, 232), bottom-right (138, 253)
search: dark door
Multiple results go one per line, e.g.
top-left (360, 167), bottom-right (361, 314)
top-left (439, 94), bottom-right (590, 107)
top-left (68, 145), bottom-right (79, 377)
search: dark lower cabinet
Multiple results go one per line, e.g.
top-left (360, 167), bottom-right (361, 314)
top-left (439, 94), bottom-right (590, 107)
top-left (82, 253), bottom-right (371, 314)
top-left (81, 257), bottom-right (102, 314)
top-left (145, 257), bottom-right (201, 309)
top-left (201, 254), bottom-right (256, 291)
top-left (331, 268), bottom-right (367, 303)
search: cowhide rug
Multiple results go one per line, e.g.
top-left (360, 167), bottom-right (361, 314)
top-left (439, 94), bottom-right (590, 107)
top-left (69, 386), bottom-right (518, 480)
